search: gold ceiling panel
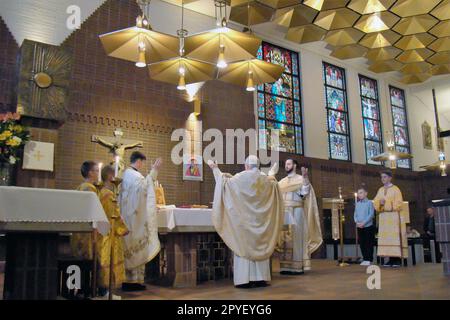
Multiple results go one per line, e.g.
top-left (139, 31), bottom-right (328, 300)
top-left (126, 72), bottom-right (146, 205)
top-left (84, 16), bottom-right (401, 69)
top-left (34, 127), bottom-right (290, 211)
top-left (390, 0), bottom-right (442, 18)
top-left (359, 30), bottom-right (401, 48)
top-left (330, 44), bottom-right (368, 59)
top-left (430, 0), bottom-right (450, 20)
top-left (258, 0), bottom-right (301, 9)
top-left (392, 15), bottom-right (439, 35)
top-left (354, 11), bottom-right (399, 33)
top-left (429, 37), bottom-right (450, 52)
top-left (348, 0), bottom-right (396, 14)
top-left (428, 51), bottom-right (450, 65)
top-left (303, 0), bottom-right (350, 11)
top-left (429, 20), bottom-right (450, 37)
top-left (313, 8), bottom-right (360, 30)
top-left (229, 1), bottom-right (275, 26)
top-left (285, 24), bottom-right (327, 43)
top-left (400, 73), bottom-right (431, 84)
top-left (394, 33), bottom-right (437, 50)
top-left (324, 28), bottom-right (365, 46)
top-left (400, 61), bottom-right (432, 74)
top-left (273, 4), bottom-right (318, 28)
top-left (432, 64), bottom-right (450, 75)
top-left (368, 59), bottom-right (403, 72)
top-left (396, 48), bottom-right (434, 63)
top-left (366, 47), bottom-right (402, 61)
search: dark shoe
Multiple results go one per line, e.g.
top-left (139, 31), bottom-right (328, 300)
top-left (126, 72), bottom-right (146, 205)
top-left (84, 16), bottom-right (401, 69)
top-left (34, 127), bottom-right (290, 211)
top-left (252, 281), bottom-right (270, 288)
top-left (122, 283), bottom-right (146, 292)
top-left (382, 260), bottom-right (392, 267)
top-left (235, 283), bottom-right (252, 289)
top-left (280, 270), bottom-right (304, 275)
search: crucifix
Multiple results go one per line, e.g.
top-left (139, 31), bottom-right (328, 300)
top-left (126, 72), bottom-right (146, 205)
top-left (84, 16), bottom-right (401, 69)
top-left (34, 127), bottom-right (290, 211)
top-left (92, 128), bottom-right (143, 177)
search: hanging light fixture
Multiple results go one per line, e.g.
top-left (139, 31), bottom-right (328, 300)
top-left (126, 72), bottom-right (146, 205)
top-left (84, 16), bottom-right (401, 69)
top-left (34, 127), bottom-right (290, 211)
top-left (371, 132), bottom-right (413, 169)
top-left (99, 0), bottom-right (179, 67)
top-left (148, 0), bottom-right (216, 91)
top-left (183, 0), bottom-right (262, 69)
top-left (246, 71), bottom-right (255, 91)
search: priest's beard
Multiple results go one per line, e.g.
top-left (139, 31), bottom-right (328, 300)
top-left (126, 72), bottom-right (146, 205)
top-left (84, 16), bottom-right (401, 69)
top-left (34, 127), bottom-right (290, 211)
top-left (285, 168), bottom-right (294, 175)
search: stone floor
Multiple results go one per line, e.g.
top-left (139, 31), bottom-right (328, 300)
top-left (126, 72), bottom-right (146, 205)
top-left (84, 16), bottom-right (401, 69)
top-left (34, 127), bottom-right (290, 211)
top-left (1, 260), bottom-right (450, 300)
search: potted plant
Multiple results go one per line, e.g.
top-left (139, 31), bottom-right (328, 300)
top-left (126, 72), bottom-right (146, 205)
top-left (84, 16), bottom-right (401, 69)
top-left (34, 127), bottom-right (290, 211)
top-left (0, 112), bottom-right (30, 186)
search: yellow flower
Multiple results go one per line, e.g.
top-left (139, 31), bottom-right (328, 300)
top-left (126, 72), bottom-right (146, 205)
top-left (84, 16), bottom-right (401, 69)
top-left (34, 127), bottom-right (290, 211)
top-left (6, 136), bottom-right (21, 147)
top-left (0, 130), bottom-right (12, 141)
top-left (13, 125), bottom-right (23, 133)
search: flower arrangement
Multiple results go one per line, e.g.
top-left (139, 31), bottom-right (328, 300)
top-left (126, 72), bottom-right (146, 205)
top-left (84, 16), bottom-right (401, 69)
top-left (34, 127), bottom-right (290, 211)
top-left (0, 112), bottom-right (30, 165)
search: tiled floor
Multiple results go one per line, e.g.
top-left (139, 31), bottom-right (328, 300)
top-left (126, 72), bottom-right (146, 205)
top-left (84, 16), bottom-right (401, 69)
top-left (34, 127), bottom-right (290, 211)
top-left (1, 260), bottom-right (450, 300)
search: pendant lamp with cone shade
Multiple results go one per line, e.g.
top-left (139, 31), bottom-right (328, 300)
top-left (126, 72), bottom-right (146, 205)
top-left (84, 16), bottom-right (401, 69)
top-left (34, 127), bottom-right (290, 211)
top-left (99, 0), bottom-right (179, 67)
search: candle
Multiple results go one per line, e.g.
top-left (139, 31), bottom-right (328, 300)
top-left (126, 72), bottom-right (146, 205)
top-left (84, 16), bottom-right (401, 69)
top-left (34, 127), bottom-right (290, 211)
top-left (114, 156), bottom-right (119, 177)
top-left (98, 162), bottom-right (103, 183)
top-left (354, 192), bottom-right (357, 204)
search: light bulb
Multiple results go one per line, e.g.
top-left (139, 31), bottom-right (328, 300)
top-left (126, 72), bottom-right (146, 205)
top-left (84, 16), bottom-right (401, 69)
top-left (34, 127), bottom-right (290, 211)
top-left (135, 49), bottom-right (146, 68)
top-left (388, 154), bottom-right (396, 161)
top-left (177, 75), bottom-right (186, 91)
top-left (246, 72), bottom-right (255, 92)
top-left (179, 66), bottom-right (186, 75)
top-left (217, 47), bottom-right (227, 69)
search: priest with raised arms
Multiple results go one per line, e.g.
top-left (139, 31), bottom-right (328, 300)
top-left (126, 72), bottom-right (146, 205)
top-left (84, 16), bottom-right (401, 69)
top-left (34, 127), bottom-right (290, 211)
top-left (119, 151), bottom-right (162, 291)
top-left (208, 155), bottom-right (284, 288)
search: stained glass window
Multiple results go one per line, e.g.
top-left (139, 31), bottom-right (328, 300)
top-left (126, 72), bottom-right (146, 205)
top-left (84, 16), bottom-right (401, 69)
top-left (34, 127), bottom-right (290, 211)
top-left (359, 75), bottom-right (383, 165)
top-left (389, 86), bottom-right (411, 169)
top-left (323, 62), bottom-right (351, 161)
top-left (257, 42), bottom-right (302, 154)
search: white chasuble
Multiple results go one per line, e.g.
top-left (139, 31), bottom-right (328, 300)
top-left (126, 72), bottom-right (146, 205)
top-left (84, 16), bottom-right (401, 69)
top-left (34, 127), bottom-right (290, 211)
top-left (278, 174), bottom-right (322, 271)
top-left (211, 167), bottom-right (284, 284)
top-left (119, 168), bottom-right (160, 281)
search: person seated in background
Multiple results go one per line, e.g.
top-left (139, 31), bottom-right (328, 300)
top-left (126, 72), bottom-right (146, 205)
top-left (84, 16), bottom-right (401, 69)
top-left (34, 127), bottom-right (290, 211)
top-left (423, 207), bottom-right (441, 262)
top-left (406, 226), bottom-right (420, 238)
top-left (96, 165), bottom-right (129, 300)
top-left (354, 185), bottom-right (375, 266)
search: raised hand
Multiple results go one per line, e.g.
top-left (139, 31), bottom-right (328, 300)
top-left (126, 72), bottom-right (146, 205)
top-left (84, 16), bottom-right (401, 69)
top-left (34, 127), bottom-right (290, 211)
top-left (152, 158), bottom-right (162, 170)
top-left (207, 159), bottom-right (218, 169)
top-left (301, 166), bottom-right (308, 178)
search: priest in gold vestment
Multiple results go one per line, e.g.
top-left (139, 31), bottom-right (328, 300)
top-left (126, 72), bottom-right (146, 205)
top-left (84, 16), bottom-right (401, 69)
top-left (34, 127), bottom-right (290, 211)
top-left (119, 151), bottom-right (161, 291)
top-left (97, 165), bottom-right (129, 298)
top-left (71, 160), bottom-right (100, 260)
top-left (273, 159), bottom-right (322, 274)
top-left (373, 170), bottom-right (407, 268)
top-left (209, 156), bottom-right (284, 288)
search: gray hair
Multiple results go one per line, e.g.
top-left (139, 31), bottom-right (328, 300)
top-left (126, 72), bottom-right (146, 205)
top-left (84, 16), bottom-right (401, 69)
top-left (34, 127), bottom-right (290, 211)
top-left (245, 155), bottom-right (260, 169)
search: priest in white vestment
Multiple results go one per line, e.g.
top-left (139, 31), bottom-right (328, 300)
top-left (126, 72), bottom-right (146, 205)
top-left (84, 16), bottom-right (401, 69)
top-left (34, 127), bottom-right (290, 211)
top-left (271, 159), bottom-right (322, 274)
top-left (119, 151), bottom-right (161, 291)
top-left (209, 156), bottom-right (284, 288)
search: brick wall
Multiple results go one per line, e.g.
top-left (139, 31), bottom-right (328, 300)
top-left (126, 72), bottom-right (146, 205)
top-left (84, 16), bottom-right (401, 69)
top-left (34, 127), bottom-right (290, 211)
top-left (0, 16), bottom-right (18, 113)
top-left (1, 0), bottom-right (450, 234)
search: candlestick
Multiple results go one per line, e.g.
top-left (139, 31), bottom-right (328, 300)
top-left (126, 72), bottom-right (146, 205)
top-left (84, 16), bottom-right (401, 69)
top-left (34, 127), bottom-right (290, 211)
top-left (114, 156), bottom-right (119, 177)
top-left (98, 162), bottom-right (103, 183)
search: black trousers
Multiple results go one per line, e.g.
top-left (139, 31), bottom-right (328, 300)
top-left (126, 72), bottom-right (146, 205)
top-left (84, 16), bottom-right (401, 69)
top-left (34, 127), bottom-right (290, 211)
top-left (358, 226), bottom-right (375, 262)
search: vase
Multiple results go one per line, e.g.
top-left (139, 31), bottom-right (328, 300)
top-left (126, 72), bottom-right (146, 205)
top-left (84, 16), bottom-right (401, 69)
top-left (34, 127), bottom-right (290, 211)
top-left (0, 162), bottom-right (15, 186)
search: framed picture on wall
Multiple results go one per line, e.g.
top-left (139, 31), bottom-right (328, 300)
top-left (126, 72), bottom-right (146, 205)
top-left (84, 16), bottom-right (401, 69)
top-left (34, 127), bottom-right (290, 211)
top-left (422, 121), bottom-right (432, 150)
top-left (183, 154), bottom-right (203, 181)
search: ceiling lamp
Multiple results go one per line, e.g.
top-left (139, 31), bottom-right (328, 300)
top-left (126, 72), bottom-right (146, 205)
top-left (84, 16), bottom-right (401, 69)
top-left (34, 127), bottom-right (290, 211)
top-left (217, 59), bottom-right (284, 90)
top-left (371, 137), bottom-right (412, 169)
top-left (354, 11), bottom-right (399, 33)
top-left (99, 0), bottom-right (179, 67)
top-left (184, 0), bottom-right (262, 68)
top-left (148, 1), bottom-right (216, 91)
top-left (347, 0), bottom-right (395, 14)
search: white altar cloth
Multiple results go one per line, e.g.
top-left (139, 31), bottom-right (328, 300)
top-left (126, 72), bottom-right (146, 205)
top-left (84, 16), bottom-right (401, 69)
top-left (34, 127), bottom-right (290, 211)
top-left (0, 186), bottom-right (109, 235)
top-left (157, 207), bottom-right (213, 232)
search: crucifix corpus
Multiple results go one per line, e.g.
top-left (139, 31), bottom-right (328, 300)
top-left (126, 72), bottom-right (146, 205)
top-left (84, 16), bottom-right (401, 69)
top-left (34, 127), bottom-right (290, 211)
top-left (92, 128), bottom-right (143, 177)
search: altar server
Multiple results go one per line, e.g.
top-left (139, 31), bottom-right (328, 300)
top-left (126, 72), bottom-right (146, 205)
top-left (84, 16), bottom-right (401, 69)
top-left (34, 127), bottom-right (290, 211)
top-left (71, 160), bottom-right (100, 260)
top-left (209, 155), bottom-right (284, 288)
top-left (119, 151), bottom-right (161, 291)
top-left (97, 165), bottom-right (129, 299)
top-left (373, 170), bottom-right (407, 268)
top-left (275, 159), bottom-right (322, 274)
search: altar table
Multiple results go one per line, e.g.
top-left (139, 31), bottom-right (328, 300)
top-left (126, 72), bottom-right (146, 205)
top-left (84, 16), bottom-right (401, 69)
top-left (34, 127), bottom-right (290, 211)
top-left (0, 186), bottom-right (109, 300)
top-left (150, 207), bottom-right (232, 287)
